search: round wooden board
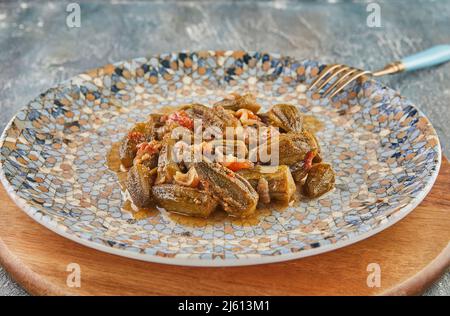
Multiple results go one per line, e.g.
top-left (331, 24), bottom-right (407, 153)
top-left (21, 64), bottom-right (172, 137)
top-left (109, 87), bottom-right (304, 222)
top-left (0, 159), bottom-right (449, 296)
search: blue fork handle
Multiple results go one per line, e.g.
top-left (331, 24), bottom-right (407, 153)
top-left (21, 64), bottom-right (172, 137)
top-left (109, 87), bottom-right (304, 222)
top-left (401, 45), bottom-right (450, 72)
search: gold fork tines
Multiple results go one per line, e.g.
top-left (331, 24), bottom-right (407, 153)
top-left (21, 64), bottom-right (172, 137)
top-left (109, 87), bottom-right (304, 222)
top-left (309, 64), bottom-right (343, 90)
top-left (308, 63), bottom-right (372, 99)
top-left (326, 69), bottom-right (371, 98)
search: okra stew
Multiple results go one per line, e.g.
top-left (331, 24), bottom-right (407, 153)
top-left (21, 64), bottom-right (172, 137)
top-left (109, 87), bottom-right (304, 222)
top-left (118, 93), bottom-right (335, 219)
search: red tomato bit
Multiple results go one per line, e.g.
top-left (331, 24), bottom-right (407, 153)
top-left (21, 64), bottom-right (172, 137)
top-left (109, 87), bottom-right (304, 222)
top-left (167, 110), bottom-right (194, 130)
top-left (128, 131), bottom-right (145, 143)
top-left (136, 141), bottom-right (161, 157)
top-left (223, 160), bottom-right (254, 172)
top-left (303, 150), bottom-right (317, 171)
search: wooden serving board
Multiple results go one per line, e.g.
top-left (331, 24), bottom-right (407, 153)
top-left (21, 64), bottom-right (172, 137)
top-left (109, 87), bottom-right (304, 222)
top-left (0, 159), bottom-right (449, 296)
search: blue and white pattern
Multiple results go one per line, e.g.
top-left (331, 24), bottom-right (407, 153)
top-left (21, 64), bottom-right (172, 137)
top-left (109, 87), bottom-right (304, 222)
top-left (0, 51), bottom-right (441, 266)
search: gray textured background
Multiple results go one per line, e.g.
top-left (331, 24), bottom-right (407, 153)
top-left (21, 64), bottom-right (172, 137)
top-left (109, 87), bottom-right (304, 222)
top-left (0, 0), bottom-right (448, 295)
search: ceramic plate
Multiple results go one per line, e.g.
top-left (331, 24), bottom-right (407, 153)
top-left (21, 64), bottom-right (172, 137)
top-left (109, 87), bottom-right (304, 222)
top-left (0, 51), bottom-right (441, 266)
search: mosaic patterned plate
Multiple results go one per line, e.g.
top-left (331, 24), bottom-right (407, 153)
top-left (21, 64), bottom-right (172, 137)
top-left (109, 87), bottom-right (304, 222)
top-left (0, 51), bottom-right (441, 266)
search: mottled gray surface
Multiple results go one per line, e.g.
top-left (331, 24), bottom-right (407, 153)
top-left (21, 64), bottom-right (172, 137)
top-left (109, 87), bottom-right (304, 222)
top-left (0, 0), bottom-right (448, 296)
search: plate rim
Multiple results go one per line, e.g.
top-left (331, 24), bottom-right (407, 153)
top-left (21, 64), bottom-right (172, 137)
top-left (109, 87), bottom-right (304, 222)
top-left (0, 52), bottom-right (443, 266)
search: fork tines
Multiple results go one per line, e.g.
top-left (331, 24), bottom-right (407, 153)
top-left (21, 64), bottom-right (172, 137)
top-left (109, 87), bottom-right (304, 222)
top-left (308, 64), bottom-right (370, 99)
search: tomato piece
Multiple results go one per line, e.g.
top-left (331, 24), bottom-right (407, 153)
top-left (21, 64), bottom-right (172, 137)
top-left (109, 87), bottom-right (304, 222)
top-left (235, 109), bottom-right (260, 120)
top-left (167, 110), bottom-right (194, 129)
top-left (303, 150), bottom-right (317, 171)
top-left (136, 141), bottom-right (161, 160)
top-left (223, 160), bottom-right (254, 172)
top-left (127, 131), bottom-right (145, 143)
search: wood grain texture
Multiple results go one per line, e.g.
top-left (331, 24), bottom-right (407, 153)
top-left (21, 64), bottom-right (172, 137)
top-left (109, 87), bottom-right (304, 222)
top-left (0, 156), bottom-right (448, 296)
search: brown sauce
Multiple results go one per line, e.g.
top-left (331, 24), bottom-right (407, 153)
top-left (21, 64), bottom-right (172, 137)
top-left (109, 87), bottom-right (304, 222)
top-left (106, 142), bottom-right (128, 189)
top-left (303, 115), bottom-right (324, 133)
top-left (122, 199), bottom-right (159, 220)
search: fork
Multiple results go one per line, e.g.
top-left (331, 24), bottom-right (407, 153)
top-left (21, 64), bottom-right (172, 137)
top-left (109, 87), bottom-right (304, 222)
top-left (309, 45), bottom-right (450, 99)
